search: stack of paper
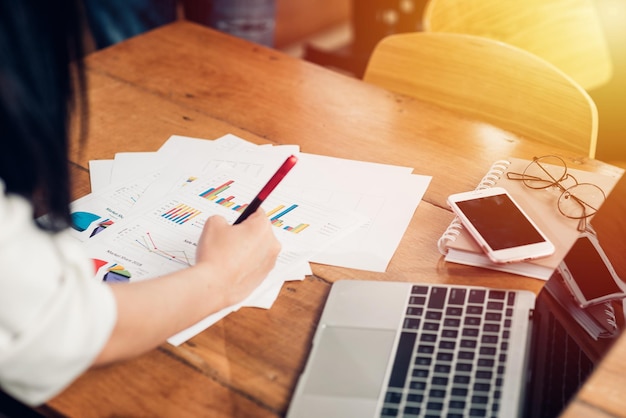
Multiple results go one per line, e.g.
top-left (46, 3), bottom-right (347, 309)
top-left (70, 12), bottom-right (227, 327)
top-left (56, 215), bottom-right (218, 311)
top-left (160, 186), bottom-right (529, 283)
top-left (72, 134), bottom-right (431, 345)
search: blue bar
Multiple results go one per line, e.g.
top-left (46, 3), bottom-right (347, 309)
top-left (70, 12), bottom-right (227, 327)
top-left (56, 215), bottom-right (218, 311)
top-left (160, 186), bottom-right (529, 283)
top-left (177, 213), bottom-right (192, 224)
top-left (199, 187), bottom-right (215, 198)
top-left (270, 204), bottom-right (298, 221)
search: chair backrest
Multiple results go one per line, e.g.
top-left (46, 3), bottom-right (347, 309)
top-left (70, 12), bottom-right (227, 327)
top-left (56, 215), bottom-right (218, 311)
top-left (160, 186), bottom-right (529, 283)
top-left (422, 0), bottom-right (612, 92)
top-left (363, 32), bottom-right (598, 158)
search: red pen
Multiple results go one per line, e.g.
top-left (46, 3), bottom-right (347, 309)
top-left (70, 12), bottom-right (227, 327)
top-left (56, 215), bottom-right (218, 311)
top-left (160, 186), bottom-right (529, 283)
top-left (233, 155), bottom-right (298, 224)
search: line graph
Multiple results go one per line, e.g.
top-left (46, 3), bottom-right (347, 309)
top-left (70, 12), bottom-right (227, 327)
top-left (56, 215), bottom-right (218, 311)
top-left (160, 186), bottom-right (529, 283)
top-left (133, 231), bottom-right (194, 266)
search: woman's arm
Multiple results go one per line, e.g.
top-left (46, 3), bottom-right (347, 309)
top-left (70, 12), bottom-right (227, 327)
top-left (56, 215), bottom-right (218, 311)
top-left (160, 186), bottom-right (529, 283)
top-left (93, 208), bottom-right (280, 365)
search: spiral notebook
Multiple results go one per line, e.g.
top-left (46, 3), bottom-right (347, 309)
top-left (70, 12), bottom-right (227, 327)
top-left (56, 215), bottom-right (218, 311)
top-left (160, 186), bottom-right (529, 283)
top-left (438, 158), bottom-right (621, 280)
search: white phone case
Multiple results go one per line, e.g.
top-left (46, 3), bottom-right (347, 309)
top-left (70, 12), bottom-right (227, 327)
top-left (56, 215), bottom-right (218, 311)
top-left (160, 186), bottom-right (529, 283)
top-left (447, 187), bottom-right (555, 263)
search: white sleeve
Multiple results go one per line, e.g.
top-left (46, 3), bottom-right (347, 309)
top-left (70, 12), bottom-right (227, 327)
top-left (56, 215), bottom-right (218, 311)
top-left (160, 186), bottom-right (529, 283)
top-left (0, 188), bottom-right (117, 406)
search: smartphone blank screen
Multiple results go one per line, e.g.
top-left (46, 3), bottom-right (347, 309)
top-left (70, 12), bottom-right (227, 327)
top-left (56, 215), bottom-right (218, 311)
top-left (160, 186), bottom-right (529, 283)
top-left (564, 235), bottom-right (621, 301)
top-left (456, 193), bottom-right (545, 250)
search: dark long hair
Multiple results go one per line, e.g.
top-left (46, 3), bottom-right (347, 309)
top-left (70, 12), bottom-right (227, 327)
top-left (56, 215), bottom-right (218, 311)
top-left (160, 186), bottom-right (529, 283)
top-left (0, 0), bottom-right (88, 231)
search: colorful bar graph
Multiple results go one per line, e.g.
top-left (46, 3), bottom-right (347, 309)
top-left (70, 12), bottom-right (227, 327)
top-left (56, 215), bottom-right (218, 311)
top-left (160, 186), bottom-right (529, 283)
top-left (286, 224), bottom-right (309, 233)
top-left (199, 180), bottom-right (234, 200)
top-left (270, 204), bottom-right (298, 221)
top-left (198, 180), bottom-right (251, 213)
top-left (197, 180), bottom-right (309, 233)
top-left (267, 204), bottom-right (309, 234)
top-left (161, 203), bottom-right (201, 224)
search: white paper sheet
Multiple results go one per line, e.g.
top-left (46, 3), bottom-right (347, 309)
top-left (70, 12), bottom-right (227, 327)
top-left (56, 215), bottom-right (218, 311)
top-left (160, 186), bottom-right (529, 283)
top-left (81, 133), bottom-right (431, 344)
top-left (84, 168), bottom-right (365, 344)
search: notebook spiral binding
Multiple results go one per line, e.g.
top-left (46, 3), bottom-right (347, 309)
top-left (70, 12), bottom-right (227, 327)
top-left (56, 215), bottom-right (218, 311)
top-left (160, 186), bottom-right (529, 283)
top-left (437, 159), bottom-right (511, 255)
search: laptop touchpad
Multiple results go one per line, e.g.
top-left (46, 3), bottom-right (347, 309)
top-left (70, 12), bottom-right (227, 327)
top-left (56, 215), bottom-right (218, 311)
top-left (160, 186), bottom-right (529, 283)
top-left (303, 326), bottom-right (396, 398)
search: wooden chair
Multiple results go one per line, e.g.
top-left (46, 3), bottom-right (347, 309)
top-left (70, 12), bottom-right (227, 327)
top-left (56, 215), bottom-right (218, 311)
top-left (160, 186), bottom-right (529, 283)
top-left (421, 0), bottom-right (612, 92)
top-left (363, 32), bottom-right (598, 158)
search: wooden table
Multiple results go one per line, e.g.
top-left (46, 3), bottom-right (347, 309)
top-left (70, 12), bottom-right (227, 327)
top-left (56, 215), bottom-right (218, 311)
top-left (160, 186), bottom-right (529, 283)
top-left (40, 21), bottom-right (625, 417)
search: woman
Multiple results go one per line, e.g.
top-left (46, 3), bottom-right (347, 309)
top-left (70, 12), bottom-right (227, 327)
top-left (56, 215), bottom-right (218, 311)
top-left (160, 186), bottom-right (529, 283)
top-left (0, 0), bottom-right (280, 407)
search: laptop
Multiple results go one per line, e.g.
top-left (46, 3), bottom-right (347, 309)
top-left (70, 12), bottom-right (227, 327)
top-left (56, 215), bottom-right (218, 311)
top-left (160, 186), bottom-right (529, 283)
top-left (287, 280), bottom-right (535, 418)
top-left (287, 174), bottom-right (626, 418)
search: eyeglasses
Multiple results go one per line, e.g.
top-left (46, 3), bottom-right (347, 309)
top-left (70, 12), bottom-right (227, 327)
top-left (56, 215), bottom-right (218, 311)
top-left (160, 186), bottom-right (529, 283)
top-left (506, 155), bottom-right (606, 232)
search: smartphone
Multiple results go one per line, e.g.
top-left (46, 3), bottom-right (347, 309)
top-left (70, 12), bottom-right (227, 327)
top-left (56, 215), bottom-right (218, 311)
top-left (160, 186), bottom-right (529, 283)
top-left (447, 187), bottom-right (555, 263)
top-left (559, 231), bottom-right (626, 308)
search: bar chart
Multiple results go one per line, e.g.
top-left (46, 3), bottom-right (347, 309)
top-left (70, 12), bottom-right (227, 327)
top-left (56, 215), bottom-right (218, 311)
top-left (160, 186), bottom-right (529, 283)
top-left (198, 180), bottom-right (249, 212)
top-left (161, 203), bottom-right (202, 224)
top-left (267, 204), bottom-right (309, 233)
top-left (199, 179), bottom-right (309, 234)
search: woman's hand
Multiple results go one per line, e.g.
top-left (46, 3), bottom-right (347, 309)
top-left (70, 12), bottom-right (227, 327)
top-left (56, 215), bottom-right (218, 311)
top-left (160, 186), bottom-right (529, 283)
top-left (96, 207), bottom-right (281, 366)
top-left (195, 208), bottom-right (281, 305)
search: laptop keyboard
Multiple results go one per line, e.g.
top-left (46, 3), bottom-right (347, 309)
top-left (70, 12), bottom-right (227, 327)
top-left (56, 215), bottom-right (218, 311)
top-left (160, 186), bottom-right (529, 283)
top-left (380, 285), bottom-right (516, 418)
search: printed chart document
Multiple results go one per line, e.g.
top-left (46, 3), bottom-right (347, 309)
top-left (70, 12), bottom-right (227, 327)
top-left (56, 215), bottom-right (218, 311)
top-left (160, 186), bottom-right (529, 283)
top-left (83, 168), bottom-right (366, 345)
top-left (276, 153), bottom-right (430, 271)
top-left (79, 134), bottom-right (432, 344)
top-left (153, 135), bottom-right (431, 271)
top-left (71, 137), bottom-right (295, 242)
top-left (88, 134), bottom-right (432, 272)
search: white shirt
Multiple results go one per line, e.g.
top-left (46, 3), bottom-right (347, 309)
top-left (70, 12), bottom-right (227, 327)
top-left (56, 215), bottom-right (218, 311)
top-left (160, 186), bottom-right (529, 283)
top-left (0, 181), bottom-right (117, 406)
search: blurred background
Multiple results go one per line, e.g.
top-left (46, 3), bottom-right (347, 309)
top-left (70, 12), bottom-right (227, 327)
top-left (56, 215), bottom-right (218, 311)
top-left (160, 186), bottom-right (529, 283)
top-left (278, 0), bottom-right (625, 166)
top-left (83, 0), bottom-right (625, 164)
